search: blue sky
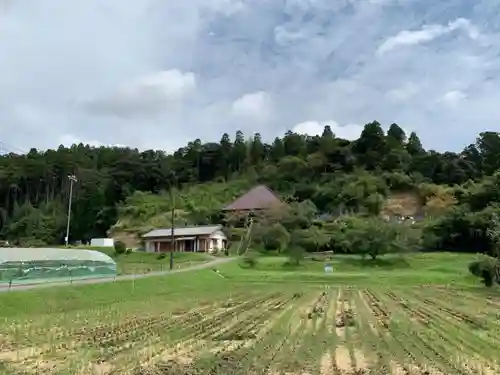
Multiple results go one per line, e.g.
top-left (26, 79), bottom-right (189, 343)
top-left (1, 0), bottom-right (500, 153)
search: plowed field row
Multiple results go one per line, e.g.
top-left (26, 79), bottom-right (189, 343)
top-left (1, 286), bottom-right (499, 375)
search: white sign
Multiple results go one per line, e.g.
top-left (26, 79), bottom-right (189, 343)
top-left (324, 264), bottom-right (333, 273)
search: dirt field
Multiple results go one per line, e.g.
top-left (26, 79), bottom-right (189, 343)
top-left (0, 285), bottom-right (498, 375)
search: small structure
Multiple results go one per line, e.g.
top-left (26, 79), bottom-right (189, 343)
top-left (142, 225), bottom-right (227, 254)
top-left (324, 264), bottom-right (333, 273)
top-left (222, 185), bottom-right (283, 213)
top-left (90, 238), bottom-right (114, 248)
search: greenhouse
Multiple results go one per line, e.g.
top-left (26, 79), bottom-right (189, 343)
top-left (0, 248), bottom-right (117, 286)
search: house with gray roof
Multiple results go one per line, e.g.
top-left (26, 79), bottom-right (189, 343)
top-left (142, 225), bottom-right (226, 254)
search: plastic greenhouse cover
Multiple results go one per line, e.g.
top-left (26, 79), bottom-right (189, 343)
top-left (0, 248), bottom-right (116, 264)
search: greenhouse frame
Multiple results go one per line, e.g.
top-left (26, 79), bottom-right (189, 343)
top-left (0, 248), bottom-right (117, 286)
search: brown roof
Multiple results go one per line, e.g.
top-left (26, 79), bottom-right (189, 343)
top-left (223, 185), bottom-right (282, 211)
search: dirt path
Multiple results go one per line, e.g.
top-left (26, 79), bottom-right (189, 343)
top-left (0, 257), bottom-right (236, 293)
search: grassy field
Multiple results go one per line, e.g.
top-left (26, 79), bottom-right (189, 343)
top-left (225, 252), bottom-right (478, 286)
top-left (0, 252), bottom-right (499, 375)
top-left (68, 246), bottom-right (214, 275)
top-left (112, 251), bottom-right (213, 275)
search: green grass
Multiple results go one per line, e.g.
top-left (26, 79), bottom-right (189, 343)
top-left (65, 245), bottom-right (213, 274)
top-left (254, 252), bottom-right (475, 273)
top-left (0, 251), bottom-right (499, 375)
top-left (112, 251), bottom-right (212, 274)
top-left (0, 268), bottom-right (231, 318)
top-left (0, 252), bottom-right (489, 319)
top-left (219, 252), bottom-right (480, 287)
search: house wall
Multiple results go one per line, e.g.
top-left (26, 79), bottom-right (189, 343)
top-left (145, 236), bottom-right (212, 253)
top-left (208, 231), bottom-right (227, 253)
top-left (197, 237), bottom-right (208, 252)
top-left (145, 239), bottom-right (177, 253)
top-left (145, 240), bottom-right (154, 252)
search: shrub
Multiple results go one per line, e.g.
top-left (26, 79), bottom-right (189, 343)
top-left (468, 256), bottom-right (500, 287)
top-left (288, 244), bottom-right (305, 266)
top-left (241, 252), bottom-right (258, 268)
top-left (114, 240), bottom-right (126, 255)
top-left (261, 223), bottom-right (290, 252)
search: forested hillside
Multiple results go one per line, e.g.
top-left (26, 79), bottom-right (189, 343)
top-left (1, 121), bottom-right (500, 253)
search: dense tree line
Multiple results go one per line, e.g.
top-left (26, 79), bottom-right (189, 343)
top-left (2, 121), bottom-right (500, 250)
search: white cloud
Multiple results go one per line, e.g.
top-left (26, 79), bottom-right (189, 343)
top-left (378, 18), bottom-right (480, 55)
top-left (1, 0), bottom-right (500, 153)
top-left (293, 120), bottom-right (364, 141)
top-left (274, 26), bottom-right (305, 46)
top-left (439, 90), bottom-right (467, 107)
top-left (85, 70), bottom-right (196, 117)
top-left (231, 91), bottom-right (273, 120)
top-left (385, 83), bottom-right (419, 102)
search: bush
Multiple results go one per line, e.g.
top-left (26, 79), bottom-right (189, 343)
top-left (114, 240), bottom-right (126, 255)
top-left (468, 256), bottom-right (500, 287)
top-left (288, 244), bottom-right (305, 266)
top-left (261, 223), bottom-right (290, 252)
top-left (290, 227), bottom-right (330, 253)
top-left (241, 252), bottom-right (258, 268)
top-left (21, 238), bottom-right (47, 247)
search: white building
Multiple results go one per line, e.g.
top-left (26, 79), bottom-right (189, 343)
top-left (90, 238), bottom-right (114, 247)
top-left (142, 225), bottom-right (227, 254)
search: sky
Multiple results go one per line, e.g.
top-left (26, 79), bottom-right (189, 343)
top-left (1, 0), bottom-right (500, 154)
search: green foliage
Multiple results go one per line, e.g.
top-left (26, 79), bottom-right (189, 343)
top-left (113, 179), bottom-right (255, 234)
top-left (3, 201), bottom-right (66, 246)
top-left (468, 256), bottom-right (500, 287)
top-left (241, 251), bottom-right (258, 268)
top-left (287, 245), bottom-right (305, 266)
top-left (329, 215), bottom-right (420, 260)
top-left (1, 124), bottom-right (500, 257)
top-left (261, 223), bottom-right (290, 252)
top-left (486, 213), bottom-right (500, 257)
top-left (422, 203), bottom-right (500, 255)
top-left (114, 240), bottom-right (126, 255)
top-left (280, 200), bottom-right (318, 230)
top-left (364, 193), bottom-right (385, 215)
top-left (290, 227), bottom-right (330, 252)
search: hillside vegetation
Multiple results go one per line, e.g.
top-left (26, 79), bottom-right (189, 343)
top-left (2, 122), bottom-right (500, 255)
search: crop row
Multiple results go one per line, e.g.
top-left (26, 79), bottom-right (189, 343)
top-left (133, 292), bottom-right (305, 375)
top-left (359, 288), bottom-right (499, 375)
top-left (2, 287), bottom-right (500, 375)
top-left (109, 293), bottom-right (295, 374)
top-left (0, 292), bottom-right (287, 375)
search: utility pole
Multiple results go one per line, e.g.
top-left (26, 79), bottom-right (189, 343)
top-left (65, 174), bottom-right (77, 247)
top-left (169, 184), bottom-right (175, 270)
